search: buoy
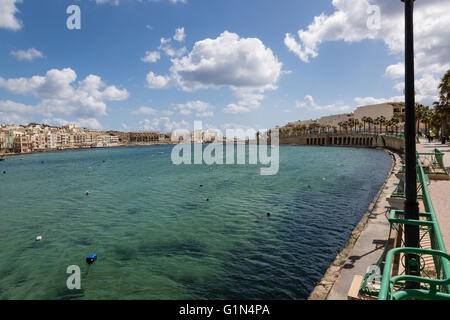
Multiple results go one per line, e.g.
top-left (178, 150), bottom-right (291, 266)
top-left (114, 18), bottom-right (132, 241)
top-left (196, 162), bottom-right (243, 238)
top-left (2, 171), bottom-right (6, 174)
top-left (199, 184), bottom-right (203, 187)
top-left (35, 236), bottom-right (42, 241)
top-left (206, 198), bottom-right (209, 202)
top-left (85, 191), bottom-right (90, 196)
top-left (86, 254), bottom-right (97, 265)
top-left (267, 212), bottom-right (271, 217)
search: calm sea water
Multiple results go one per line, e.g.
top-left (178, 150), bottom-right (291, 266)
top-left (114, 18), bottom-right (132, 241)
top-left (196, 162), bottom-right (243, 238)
top-left (0, 145), bottom-right (392, 300)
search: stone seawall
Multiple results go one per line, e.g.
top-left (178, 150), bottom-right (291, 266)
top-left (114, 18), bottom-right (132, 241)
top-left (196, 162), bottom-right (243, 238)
top-left (279, 134), bottom-right (404, 153)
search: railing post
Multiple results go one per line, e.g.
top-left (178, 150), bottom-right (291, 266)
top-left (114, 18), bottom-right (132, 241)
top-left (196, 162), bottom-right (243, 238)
top-left (401, 0), bottom-right (420, 288)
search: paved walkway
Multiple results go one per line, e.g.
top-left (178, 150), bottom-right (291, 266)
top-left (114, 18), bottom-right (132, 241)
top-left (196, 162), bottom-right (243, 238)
top-left (416, 139), bottom-right (450, 251)
top-left (324, 151), bottom-right (402, 300)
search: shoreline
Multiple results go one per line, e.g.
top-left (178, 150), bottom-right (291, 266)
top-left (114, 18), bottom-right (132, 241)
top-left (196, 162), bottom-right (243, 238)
top-left (307, 147), bottom-right (401, 300)
top-left (0, 142), bottom-right (177, 158)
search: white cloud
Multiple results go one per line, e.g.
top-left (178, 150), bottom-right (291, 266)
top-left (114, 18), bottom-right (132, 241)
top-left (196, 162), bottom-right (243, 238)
top-left (0, 68), bottom-right (129, 125)
top-left (169, 31), bottom-right (282, 92)
top-left (76, 118), bottom-right (103, 129)
top-left (41, 117), bottom-right (103, 130)
top-left (384, 62), bottom-right (404, 79)
top-left (173, 27), bottom-right (186, 42)
top-left (390, 73), bottom-right (440, 105)
top-left (285, 0), bottom-right (449, 108)
top-left (175, 100), bottom-right (214, 117)
top-left (131, 106), bottom-right (158, 115)
top-left (147, 31), bottom-right (283, 114)
top-left (10, 48), bottom-right (44, 61)
top-left (0, 0), bottom-right (22, 31)
top-left (141, 51), bottom-right (161, 63)
top-left (146, 71), bottom-right (171, 88)
top-left (284, 0), bottom-right (450, 73)
top-left (139, 117), bottom-right (189, 133)
top-left (296, 95), bottom-right (352, 112)
top-left (158, 37), bottom-right (187, 57)
top-left (222, 103), bottom-right (251, 114)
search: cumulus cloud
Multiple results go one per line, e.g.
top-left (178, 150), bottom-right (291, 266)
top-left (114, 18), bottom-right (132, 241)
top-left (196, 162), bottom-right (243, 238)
top-left (146, 31), bottom-right (283, 114)
top-left (0, 0), bottom-right (22, 31)
top-left (384, 62), bottom-right (404, 79)
top-left (0, 68), bottom-right (129, 126)
top-left (222, 103), bottom-right (251, 114)
top-left (138, 117), bottom-right (189, 133)
top-left (169, 31), bottom-right (282, 91)
top-left (146, 71), bottom-right (172, 88)
top-left (354, 73), bottom-right (440, 107)
top-left (285, 0), bottom-right (450, 71)
top-left (296, 95), bottom-right (353, 112)
top-left (158, 37), bottom-right (187, 57)
top-left (285, 0), bottom-right (449, 107)
top-left (175, 100), bottom-right (214, 117)
top-left (173, 27), bottom-right (186, 42)
top-left (10, 48), bottom-right (44, 61)
top-left (131, 106), bottom-right (158, 115)
top-left (141, 51), bottom-right (161, 63)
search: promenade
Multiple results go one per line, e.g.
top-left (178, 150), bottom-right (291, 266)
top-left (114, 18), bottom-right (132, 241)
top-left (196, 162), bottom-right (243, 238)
top-left (416, 138), bottom-right (450, 251)
top-left (316, 138), bottom-right (450, 300)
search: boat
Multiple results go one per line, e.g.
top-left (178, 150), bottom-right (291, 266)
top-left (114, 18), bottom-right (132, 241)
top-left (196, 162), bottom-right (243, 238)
top-left (0, 156), bottom-right (5, 161)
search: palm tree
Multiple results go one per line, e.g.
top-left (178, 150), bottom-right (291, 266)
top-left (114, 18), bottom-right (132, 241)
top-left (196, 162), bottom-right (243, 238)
top-left (366, 117), bottom-right (374, 133)
top-left (361, 116), bottom-right (368, 132)
top-left (379, 116), bottom-right (386, 134)
top-left (436, 69), bottom-right (450, 138)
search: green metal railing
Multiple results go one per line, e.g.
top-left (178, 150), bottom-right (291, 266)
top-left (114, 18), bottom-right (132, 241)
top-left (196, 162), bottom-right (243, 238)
top-left (360, 157), bottom-right (450, 300)
top-left (418, 149), bottom-right (449, 176)
top-left (380, 160), bottom-right (449, 299)
top-left (379, 248), bottom-right (450, 300)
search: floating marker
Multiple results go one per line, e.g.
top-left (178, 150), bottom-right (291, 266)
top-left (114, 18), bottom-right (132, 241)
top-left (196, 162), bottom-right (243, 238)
top-left (35, 236), bottom-right (42, 241)
top-left (267, 212), bottom-right (271, 217)
top-left (85, 191), bottom-right (90, 196)
top-left (206, 198), bottom-right (209, 202)
top-left (86, 254), bottom-right (97, 265)
top-left (2, 171), bottom-right (6, 174)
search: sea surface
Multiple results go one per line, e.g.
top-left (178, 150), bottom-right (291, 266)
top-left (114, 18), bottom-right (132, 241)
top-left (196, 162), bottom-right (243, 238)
top-left (0, 145), bottom-right (392, 299)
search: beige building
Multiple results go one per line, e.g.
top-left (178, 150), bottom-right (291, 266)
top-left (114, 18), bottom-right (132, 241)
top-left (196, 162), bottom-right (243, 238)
top-left (292, 102), bottom-right (406, 132)
top-left (353, 102), bottom-right (405, 122)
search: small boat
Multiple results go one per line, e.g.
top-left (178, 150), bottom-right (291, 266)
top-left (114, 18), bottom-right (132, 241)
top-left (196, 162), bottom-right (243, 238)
top-left (0, 157), bottom-right (5, 161)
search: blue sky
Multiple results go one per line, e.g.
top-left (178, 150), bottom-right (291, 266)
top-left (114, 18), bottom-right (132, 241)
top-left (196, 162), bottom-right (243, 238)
top-left (0, 0), bottom-right (448, 132)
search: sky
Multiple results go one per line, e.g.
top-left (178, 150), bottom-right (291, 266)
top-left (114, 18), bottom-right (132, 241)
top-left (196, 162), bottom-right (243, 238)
top-left (0, 0), bottom-right (449, 133)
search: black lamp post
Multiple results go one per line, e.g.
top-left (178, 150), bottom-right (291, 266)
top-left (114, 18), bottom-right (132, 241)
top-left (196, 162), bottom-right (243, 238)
top-left (401, 0), bottom-right (420, 287)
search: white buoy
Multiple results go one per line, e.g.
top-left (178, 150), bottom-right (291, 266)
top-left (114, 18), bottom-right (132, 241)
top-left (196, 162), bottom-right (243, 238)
top-left (35, 236), bottom-right (42, 241)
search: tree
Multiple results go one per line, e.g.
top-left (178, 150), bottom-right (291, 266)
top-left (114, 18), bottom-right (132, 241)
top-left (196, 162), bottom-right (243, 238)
top-left (437, 69), bottom-right (450, 137)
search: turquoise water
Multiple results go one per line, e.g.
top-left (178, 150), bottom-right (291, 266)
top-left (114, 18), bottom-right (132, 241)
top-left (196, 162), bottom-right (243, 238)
top-left (0, 145), bottom-right (392, 299)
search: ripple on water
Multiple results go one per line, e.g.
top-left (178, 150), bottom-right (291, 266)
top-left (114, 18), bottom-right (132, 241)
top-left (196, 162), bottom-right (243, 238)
top-left (0, 145), bottom-right (392, 299)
